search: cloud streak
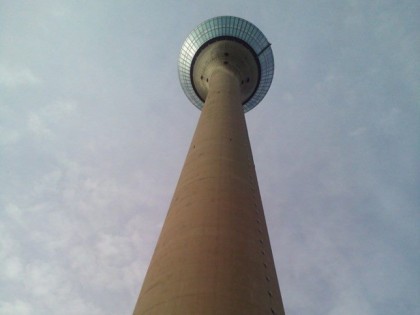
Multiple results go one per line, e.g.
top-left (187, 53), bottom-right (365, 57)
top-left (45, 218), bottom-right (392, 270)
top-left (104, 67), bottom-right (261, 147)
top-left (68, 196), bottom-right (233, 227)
top-left (0, 64), bottom-right (42, 88)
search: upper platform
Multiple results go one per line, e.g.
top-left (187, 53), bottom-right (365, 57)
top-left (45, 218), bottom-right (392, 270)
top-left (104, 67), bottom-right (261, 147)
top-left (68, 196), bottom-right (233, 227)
top-left (178, 16), bottom-right (274, 112)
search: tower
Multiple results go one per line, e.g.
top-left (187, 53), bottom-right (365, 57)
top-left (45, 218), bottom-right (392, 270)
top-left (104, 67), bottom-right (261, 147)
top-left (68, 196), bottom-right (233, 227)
top-left (133, 16), bottom-right (284, 315)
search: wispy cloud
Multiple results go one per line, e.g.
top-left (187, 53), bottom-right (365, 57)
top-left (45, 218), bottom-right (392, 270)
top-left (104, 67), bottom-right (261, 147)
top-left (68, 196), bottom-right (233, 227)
top-left (0, 64), bottom-right (42, 88)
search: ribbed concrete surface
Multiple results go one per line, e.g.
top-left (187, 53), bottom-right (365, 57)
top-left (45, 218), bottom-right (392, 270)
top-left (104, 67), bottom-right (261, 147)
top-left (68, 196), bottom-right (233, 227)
top-left (133, 68), bottom-right (285, 315)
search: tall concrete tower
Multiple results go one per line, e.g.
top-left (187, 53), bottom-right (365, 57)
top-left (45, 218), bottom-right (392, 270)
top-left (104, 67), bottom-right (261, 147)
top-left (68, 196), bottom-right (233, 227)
top-left (133, 16), bottom-right (284, 315)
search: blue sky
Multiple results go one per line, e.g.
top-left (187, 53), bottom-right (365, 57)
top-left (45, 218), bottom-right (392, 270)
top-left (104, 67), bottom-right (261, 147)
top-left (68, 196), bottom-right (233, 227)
top-left (0, 1), bottom-right (419, 314)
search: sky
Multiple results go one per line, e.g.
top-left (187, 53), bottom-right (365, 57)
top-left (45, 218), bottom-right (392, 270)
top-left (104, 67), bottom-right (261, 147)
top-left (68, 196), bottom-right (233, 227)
top-left (0, 1), bottom-right (419, 314)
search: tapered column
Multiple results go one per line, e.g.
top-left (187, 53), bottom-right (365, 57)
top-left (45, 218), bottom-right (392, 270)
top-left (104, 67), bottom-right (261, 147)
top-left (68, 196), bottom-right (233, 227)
top-left (133, 68), bottom-right (284, 315)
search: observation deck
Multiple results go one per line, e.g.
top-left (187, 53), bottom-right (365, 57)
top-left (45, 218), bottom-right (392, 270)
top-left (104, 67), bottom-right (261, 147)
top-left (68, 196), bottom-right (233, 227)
top-left (178, 16), bottom-right (274, 112)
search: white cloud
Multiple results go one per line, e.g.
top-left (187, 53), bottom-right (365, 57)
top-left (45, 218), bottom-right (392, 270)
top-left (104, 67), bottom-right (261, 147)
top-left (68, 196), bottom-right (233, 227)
top-left (328, 288), bottom-right (375, 315)
top-left (0, 256), bottom-right (23, 281)
top-left (0, 128), bottom-right (20, 146)
top-left (25, 100), bottom-right (77, 139)
top-left (27, 113), bottom-right (54, 138)
top-left (0, 300), bottom-right (31, 315)
top-left (0, 64), bottom-right (42, 88)
top-left (25, 261), bottom-right (63, 297)
top-left (40, 100), bottom-right (78, 121)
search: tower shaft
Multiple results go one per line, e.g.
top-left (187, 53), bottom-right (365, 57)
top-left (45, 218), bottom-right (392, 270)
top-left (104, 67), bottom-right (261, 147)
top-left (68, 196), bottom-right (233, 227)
top-left (133, 68), bottom-right (284, 314)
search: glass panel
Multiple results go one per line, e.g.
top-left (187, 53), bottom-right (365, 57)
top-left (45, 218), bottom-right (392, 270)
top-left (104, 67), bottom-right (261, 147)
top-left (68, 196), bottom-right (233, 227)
top-left (178, 16), bottom-right (274, 112)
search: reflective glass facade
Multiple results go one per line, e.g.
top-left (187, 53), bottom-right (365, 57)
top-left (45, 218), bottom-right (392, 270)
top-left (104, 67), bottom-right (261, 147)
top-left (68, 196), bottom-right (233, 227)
top-left (178, 16), bottom-right (274, 112)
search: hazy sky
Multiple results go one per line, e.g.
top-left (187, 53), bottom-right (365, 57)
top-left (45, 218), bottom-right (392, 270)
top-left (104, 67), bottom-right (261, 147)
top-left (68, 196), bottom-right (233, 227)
top-left (1, 1), bottom-right (419, 314)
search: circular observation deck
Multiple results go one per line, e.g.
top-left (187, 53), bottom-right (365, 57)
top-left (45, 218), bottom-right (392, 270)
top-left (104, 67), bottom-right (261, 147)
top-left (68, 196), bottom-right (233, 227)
top-left (178, 16), bottom-right (274, 113)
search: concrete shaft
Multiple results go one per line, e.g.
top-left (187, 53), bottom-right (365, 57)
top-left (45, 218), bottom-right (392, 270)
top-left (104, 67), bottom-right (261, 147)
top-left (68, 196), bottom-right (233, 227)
top-left (133, 67), bottom-right (285, 315)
